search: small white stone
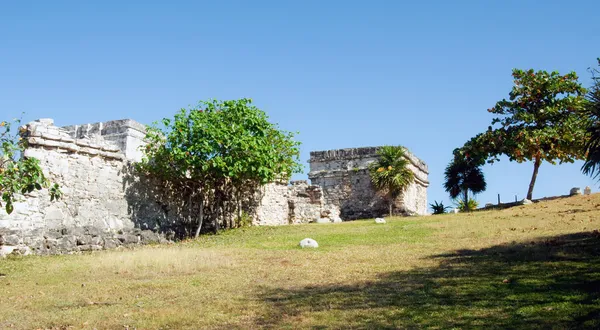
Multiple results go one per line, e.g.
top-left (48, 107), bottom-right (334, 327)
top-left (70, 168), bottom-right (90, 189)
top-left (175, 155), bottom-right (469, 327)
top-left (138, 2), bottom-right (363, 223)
top-left (452, 208), bottom-right (459, 214)
top-left (521, 199), bottom-right (533, 205)
top-left (299, 238), bottom-right (318, 248)
top-left (315, 218), bottom-right (330, 224)
top-left (0, 245), bottom-right (17, 258)
top-left (374, 217), bottom-right (386, 224)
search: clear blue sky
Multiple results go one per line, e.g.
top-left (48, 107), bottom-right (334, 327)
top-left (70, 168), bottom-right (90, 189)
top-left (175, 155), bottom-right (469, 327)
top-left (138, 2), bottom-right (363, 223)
top-left (2, 1), bottom-right (599, 210)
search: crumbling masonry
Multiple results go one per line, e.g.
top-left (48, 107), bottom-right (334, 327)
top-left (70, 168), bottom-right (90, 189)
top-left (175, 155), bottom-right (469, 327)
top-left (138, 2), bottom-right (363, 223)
top-left (0, 119), bottom-right (427, 256)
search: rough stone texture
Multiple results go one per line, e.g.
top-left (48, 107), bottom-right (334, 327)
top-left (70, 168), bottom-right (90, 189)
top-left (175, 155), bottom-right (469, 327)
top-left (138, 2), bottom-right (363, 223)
top-left (308, 147), bottom-right (429, 219)
top-left (0, 226), bottom-right (169, 257)
top-left (1, 119), bottom-right (429, 255)
top-left (254, 180), bottom-right (341, 225)
top-left (254, 182), bottom-right (290, 226)
top-left (0, 119), bottom-right (185, 255)
top-left (62, 119), bottom-right (147, 162)
top-left (570, 187), bottom-right (582, 196)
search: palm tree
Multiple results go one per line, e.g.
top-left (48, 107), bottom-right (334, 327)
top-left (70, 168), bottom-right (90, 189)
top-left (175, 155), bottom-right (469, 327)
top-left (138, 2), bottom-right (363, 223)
top-left (368, 146), bottom-right (414, 217)
top-left (444, 155), bottom-right (486, 211)
top-left (582, 59), bottom-right (600, 179)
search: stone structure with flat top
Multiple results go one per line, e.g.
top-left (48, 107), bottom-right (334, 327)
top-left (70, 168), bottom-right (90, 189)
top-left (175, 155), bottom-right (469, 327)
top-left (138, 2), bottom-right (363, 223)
top-left (308, 147), bottom-right (429, 219)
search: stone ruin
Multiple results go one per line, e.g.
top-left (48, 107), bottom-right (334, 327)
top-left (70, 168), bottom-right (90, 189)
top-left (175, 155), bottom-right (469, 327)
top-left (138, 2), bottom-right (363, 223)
top-left (0, 119), bottom-right (428, 256)
top-left (309, 147), bottom-right (429, 219)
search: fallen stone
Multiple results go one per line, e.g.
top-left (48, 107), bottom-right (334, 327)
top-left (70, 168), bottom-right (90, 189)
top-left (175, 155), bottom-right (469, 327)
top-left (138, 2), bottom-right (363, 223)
top-left (521, 199), bottom-right (533, 205)
top-left (0, 246), bottom-right (17, 258)
top-left (374, 218), bottom-right (386, 224)
top-left (315, 218), bottom-right (330, 224)
top-left (140, 230), bottom-right (160, 244)
top-left (10, 246), bottom-right (32, 256)
top-left (570, 187), bottom-right (582, 196)
top-left (299, 238), bottom-right (318, 248)
top-left (584, 186), bottom-right (592, 195)
top-left (103, 237), bottom-right (120, 249)
top-left (117, 234), bottom-right (139, 244)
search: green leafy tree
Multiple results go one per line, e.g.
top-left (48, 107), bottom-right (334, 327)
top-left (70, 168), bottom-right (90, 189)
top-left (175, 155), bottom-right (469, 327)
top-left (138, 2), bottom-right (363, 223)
top-left (368, 146), bottom-right (414, 217)
top-left (444, 154), bottom-right (486, 211)
top-left (582, 59), bottom-right (600, 179)
top-left (462, 69), bottom-right (588, 200)
top-left (0, 118), bottom-right (61, 214)
top-left (138, 99), bottom-right (302, 237)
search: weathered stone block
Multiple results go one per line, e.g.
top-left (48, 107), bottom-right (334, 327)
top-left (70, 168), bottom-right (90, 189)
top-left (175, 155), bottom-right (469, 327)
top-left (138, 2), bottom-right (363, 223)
top-left (4, 235), bottom-right (21, 246)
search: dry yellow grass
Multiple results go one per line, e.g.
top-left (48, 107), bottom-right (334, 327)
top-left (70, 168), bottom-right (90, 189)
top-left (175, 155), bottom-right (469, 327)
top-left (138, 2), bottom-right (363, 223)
top-left (1, 194), bottom-right (599, 329)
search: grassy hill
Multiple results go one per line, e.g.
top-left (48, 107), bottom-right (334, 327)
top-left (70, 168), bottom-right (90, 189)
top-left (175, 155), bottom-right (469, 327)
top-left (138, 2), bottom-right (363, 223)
top-left (1, 194), bottom-right (599, 329)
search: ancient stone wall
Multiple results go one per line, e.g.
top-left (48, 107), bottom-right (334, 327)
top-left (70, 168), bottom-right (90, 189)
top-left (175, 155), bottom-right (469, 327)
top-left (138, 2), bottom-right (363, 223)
top-left (0, 120), bottom-right (429, 256)
top-left (0, 119), bottom-right (174, 256)
top-left (0, 118), bottom-right (347, 256)
top-left (254, 180), bottom-right (341, 225)
top-left (308, 147), bottom-right (428, 219)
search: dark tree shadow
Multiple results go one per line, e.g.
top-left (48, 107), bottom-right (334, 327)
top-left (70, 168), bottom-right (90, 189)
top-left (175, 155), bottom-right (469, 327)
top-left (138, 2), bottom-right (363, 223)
top-left (257, 231), bottom-right (600, 329)
top-left (121, 162), bottom-right (192, 239)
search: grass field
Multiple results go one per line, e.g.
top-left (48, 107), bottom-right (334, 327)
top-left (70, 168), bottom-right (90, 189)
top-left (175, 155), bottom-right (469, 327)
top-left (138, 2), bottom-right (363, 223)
top-left (1, 194), bottom-right (600, 329)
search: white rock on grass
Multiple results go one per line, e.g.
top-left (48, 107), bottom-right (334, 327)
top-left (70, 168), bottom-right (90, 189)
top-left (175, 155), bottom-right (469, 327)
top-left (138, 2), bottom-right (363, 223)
top-left (374, 218), bottom-right (386, 224)
top-left (0, 246), bottom-right (32, 258)
top-left (299, 238), bottom-right (319, 248)
top-left (521, 198), bottom-right (533, 205)
top-left (315, 218), bottom-right (330, 224)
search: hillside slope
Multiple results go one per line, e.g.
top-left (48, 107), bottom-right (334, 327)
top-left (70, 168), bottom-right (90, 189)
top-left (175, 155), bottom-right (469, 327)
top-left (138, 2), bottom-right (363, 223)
top-left (0, 194), bottom-right (599, 329)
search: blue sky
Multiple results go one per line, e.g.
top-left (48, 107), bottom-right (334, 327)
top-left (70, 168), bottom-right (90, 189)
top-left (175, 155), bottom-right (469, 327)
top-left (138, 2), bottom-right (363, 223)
top-left (1, 1), bottom-right (599, 209)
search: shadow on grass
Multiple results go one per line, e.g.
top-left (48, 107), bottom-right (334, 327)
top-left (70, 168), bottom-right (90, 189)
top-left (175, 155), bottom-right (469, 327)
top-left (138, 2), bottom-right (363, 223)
top-left (257, 231), bottom-right (600, 329)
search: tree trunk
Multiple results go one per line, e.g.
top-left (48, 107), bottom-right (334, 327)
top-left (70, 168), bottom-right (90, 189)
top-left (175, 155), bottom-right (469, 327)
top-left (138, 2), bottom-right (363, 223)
top-left (388, 198), bottom-right (393, 217)
top-left (213, 202), bottom-right (220, 234)
top-left (237, 190), bottom-right (242, 227)
top-left (527, 156), bottom-right (541, 200)
top-left (463, 189), bottom-right (469, 212)
top-left (194, 197), bottom-right (204, 238)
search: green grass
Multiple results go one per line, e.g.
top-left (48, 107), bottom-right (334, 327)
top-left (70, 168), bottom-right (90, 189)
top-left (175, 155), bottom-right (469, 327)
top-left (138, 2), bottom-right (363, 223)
top-left (1, 194), bottom-right (599, 329)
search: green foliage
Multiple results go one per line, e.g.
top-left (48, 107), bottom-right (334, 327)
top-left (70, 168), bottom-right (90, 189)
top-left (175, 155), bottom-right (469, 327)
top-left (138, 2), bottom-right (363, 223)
top-left (368, 146), bottom-right (414, 217)
top-left (456, 198), bottom-right (479, 212)
top-left (582, 58), bottom-right (600, 179)
top-left (138, 98), bottom-right (302, 235)
top-left (429, 200), bottom-right (451, 215)
top-left (461, 68), bottom-right (588, 199)
top-left (444, 154), bottom-right (486, 208)
top-left (235, 211), bottom-right (253, 228)
top-left (0, 118), bottom-right (61, 214)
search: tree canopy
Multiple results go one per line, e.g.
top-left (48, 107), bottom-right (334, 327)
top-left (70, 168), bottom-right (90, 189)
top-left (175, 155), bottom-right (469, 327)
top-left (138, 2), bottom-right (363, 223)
top-left (582, 58), bottom-right (600, 180)
top-left (444, 152), bottom-right (486, 211)
top-left (0, 118), bottom-right (61, 214)
top-left (368, 145), bottom-right (414, 217)
top-left (138, 98), bottom-right (302, 236)
top-left (461, 69), bottom-right (588, 200)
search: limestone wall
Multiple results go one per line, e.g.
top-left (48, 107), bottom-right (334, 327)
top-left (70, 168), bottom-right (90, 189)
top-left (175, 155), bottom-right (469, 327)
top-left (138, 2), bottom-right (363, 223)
top-left (254, 180), bottom-right (341, 226)
top-left (0, 119), bottom-right (429, 256)
top-left (0, 119), bottom-right (173, 255)
top-left (308, 147), bottom-right (429, 219)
